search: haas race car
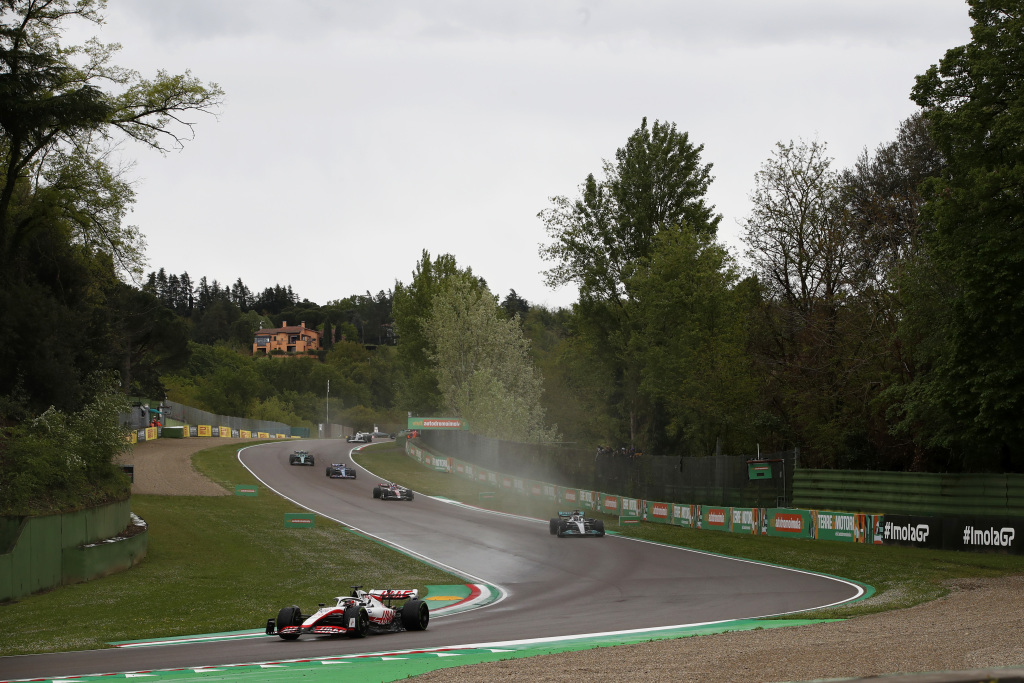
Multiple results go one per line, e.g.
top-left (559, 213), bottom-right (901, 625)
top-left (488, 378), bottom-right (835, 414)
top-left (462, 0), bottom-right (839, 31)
top-left (549, 510), bottom-right (605, 537)
top-left (373, 482), bottom-right (414, 501)
top-left (268, 586), bottom-right (428, 639)
top-left (326, 462), bottom-right (357, 479)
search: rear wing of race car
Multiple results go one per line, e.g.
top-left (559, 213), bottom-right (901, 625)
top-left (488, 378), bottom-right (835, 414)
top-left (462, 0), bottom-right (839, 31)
top-left (368, 589), bottom-right (418, 602)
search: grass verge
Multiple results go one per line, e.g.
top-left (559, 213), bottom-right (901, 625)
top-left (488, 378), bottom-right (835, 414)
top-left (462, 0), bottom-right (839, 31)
top-left (0, 442), bottom-right (462, 656)
top-left (355, 441), bottom-right (1024, 620)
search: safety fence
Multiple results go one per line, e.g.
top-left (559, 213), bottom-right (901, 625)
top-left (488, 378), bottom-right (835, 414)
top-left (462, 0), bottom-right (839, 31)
top-left (405, 440), bottom-right (1023, 555)
top-left (419, 430), bottom-right (794, 508)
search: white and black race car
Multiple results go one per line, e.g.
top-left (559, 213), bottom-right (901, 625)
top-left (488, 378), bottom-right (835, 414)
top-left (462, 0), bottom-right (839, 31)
top-left (549, 510), bottom-right (605, 537)
top-left (326, 463), bottom-right (357, 479)
top-left (347, 432), bottom-right (372, 443)
top-left (373, 482), bottom-right (414, 501)
top-left (268, 586), bottom-right (428, 639)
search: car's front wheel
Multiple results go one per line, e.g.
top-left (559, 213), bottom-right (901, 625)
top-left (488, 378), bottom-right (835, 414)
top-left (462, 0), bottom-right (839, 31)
top-left (276, 605), bottom-right (303, 640)
top-left (549, 518), bottom-right (559, 535)
top-left (594, 519), bottom-right (606, 537)
top-left (373, 486), bottom-right (381, 499)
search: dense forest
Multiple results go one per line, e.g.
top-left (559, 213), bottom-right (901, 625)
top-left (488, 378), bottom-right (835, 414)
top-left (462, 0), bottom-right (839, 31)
top-left (2, 1), bottom-right (1023, 515)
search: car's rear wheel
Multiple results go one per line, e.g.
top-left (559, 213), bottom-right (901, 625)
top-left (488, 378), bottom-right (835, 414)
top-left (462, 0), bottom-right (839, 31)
top-left (549, 518), bottom-right (559, 535)
top-left (373, 486), bottom-right (381, 499)
top-left (344, 605), bottom-right (369, 638)
top-left (400, 599), bottom-right (429, 631)
top-left (276, 605), bottom-right (302, 640)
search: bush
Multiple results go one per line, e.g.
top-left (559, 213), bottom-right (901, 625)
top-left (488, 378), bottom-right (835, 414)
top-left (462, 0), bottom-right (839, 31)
top-left (0, 376), bottom-right (132, 515)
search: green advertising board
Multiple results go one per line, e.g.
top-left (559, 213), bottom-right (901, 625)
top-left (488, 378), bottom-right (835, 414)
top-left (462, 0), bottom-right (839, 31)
top-left (234, 485), bottom-right (258, 497)
top-left (764, 508), bottom-right (813, 539)
top-left (407, 417), bottom-right (469, 430)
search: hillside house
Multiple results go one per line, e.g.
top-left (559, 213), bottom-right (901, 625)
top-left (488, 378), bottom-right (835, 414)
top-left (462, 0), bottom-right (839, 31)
top-left (253, 321), bottom-right (321, 355)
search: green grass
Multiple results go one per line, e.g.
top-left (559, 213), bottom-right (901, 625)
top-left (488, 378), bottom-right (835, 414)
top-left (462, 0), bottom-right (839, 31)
top-left (355, 441), bottom-right (1024, 620)
top-left (0, 442), bottom-right (462, 656)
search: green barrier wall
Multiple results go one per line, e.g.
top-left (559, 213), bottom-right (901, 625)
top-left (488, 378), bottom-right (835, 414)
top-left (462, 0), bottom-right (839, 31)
top-left (794, 470), bottom-right (1024, 516)
top-left (0, 499), bottom-right (146, 602)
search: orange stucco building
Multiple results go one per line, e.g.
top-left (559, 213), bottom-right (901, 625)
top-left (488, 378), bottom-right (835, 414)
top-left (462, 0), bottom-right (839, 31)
top-left (253, 321), bottom-right (321, 355)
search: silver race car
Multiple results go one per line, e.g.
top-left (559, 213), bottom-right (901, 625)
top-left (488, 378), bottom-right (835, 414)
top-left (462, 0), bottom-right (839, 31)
top-left (373, 482), bottom-right (414, 501)
top-left (549, 510), bottom-right (605, 537)
top-left (268, 586), bottom-right (428, 639)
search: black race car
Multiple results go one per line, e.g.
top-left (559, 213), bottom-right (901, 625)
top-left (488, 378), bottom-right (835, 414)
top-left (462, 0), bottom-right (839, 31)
top-left (268, 586), bottom-right (428, 639)
top-left (326, 463), bottom-right (357, 479)
top-left (549, 510), bottom-right (605, 537)
top-left (289, 450), bottom-right (315, 466)
top-left (373, 482), bottom-right (414, 501)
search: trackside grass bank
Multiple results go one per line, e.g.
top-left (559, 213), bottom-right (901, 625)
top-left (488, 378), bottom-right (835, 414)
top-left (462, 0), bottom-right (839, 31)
top-left (354, 442), bottom-right (1024, 620)
top-left (0, 442), bottom-right (462, 656)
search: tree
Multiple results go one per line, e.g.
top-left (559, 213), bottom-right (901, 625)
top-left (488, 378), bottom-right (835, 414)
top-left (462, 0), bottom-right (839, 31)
top-left (538, 118), bottom-right (721, 448)
top-left (424, 275), bottom-right (554, 442)
top-left (896, 1), bottom-right (1024, 470)
top-left (629, 226), bottom-right (757, 456)
top-left (540, 117), bottom-right (720, 304)
top-left (391, 250), bottom-right (465, 414)
top-left (0, 0), bottom-right (223, 275)
top-left (743, 139), bottom-right (853, 315)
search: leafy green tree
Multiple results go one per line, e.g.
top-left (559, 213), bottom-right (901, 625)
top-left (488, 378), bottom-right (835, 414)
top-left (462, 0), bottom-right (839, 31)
top-left (538, 118), bottom-right (720, 448)
top-left (0, 0), bottom-right (223, 273)
top-left (392, 251), bottom-right (465, 414)
top-left (628, 226), bottom-right (757, 456)
top-left (896, 1), bottom-right (1024, 470)
top-left (424, 275), bottom-right (554, 442)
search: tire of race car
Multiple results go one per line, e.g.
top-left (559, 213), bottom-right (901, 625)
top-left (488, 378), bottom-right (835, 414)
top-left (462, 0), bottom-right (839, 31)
top-left (344, 605), bottom-right (369, 638)
top-left (549, 518), bottom-right (559, 535)
top-left (594, 519), bottom-right (606, 536)
top-left (406, 490), bottom-right (414, 501)
top-left (325, 467), bottom-right (330, 476)
top-left (373, 486), bottom-right (381, 499)
top-left (556, 521), bottom-right (566, 538)
top-left (309, 457), bottom-right (315, 466)
top-left (276, 605), bottom-right (302, 640)
top-left (400, 599), bottom-right (429, 631)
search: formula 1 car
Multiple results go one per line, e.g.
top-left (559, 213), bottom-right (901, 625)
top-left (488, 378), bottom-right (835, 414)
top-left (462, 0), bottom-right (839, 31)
top-left (326, 463), bottom-right (357, 479)
top-left (289, 450), bottom-right (315, 466)
top-left (373, 482), bottom-right (414, 501)
top-left (549, 510), bottom-right (605, 537)
top-left (347, 432), bottom-right (372, 443)
top-left (268, 586), bottom-right (429, 639)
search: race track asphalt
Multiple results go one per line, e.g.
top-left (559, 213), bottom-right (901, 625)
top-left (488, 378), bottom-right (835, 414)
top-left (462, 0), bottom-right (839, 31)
top-left (1, 439), bottom-right (864, 681)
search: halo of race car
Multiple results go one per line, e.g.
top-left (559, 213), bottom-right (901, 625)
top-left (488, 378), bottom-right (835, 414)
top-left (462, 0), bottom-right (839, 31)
top-left (268, 586), bottom-right (428, 639)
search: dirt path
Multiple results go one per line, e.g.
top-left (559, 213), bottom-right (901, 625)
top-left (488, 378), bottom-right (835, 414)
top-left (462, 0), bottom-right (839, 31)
top-left (118, 437), bottom-right (253, 496)
top-left (120, 437), bottom-right (1024, 681)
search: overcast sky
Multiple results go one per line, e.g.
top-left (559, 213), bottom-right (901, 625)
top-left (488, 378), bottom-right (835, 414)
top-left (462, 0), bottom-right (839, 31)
top-left (80, 1), bottom-right (971, 310)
